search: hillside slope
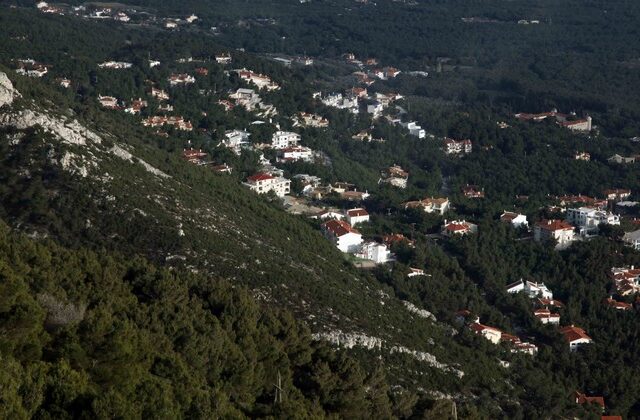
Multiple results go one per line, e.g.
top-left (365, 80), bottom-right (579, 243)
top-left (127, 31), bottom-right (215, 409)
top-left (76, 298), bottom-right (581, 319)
top-left (0, 71), bottom-right (492, 404)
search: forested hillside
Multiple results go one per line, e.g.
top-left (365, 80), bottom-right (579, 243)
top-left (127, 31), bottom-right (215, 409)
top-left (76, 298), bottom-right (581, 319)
top-left (2, 1), bottom-right (640, 418)
top-left (0, 222), bottom-right (399, 418)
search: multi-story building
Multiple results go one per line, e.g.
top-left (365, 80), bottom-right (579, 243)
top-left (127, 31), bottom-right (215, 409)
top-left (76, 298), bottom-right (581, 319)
top-left (243, 173), bottom-right (291, 197)
top-left (271, 131), bottom-right (301, 149)
top-left (534, 219), bottom-right (575, 248)
top-left (321, 220), bottom-right (363, 253)
top-left (444, 138), bottom-right (472, 155)
top-left (565, 207), bottom-right (619, 236)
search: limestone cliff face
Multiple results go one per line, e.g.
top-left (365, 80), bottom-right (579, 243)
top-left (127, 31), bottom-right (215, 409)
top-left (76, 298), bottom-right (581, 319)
top-left (0, 72), bottom-right (21, 108)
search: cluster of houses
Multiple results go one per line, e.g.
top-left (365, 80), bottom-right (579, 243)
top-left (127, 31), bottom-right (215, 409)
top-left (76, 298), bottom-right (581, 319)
top-left (610, 266), bottom-right (640, 298)
top-left (456, 311), bottom-right (538, 355)
top-left (98, 61), bottom-right (133, 70)
top-left (506, 279), bottom-right (594, 351)
top-left (379, 165), bottom-right (409, 189)
top-left (142, 115), bottom-right (193, 131)
top-left (294, 112), bottom-right (329, 128)
top-left (36, 2), bottom-right (199, 31)
top-left (317, 88), bottom-right (402, 118)
top-left (444, 138), bottom-right (473, 155)
top-left (234, 68), bottom-right (280, 91)
top-left (317, 211), bottom-right (394, 264)
top-left (14, 59), bottom-right (48, 78)
top-left (182, 148), bottom-right (232, 173)
top-left (228, 88), bottom-right (277, 117)
top-left (515, 109), bottom-right (593, 132)
top-left (341, 53), bottom-right (401, 81)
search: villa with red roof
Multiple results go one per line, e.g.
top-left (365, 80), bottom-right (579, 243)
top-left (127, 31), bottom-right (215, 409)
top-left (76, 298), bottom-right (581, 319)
top-left (243, 173), bottom-right (291, 197)
top-left (442, 220), bottom-right (478, 236)
top-left (534, 219), bottom-right (575, 248)
top-left (575, 391), bottom-right (605, 411)
top-left (469, 323), bottom-right (502, 344)
top-left (533, 308), bottom-right (560, 325)
top-left (403, 197), bottom-right (450, 215)
top-left (321, 220), bottom-right (363, 253)
top-left (500, 211), bottom-right (529, 229)
top-left (559, 325), bottom-right (593, 351)
top-left (345, 208), bottom-right (370, 226)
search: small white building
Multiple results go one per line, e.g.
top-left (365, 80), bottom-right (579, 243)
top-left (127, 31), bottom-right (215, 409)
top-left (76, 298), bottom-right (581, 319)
top-left (356, 241), bottom-right (393, 264)
top-left (444, 138), bottom-right (472, 155)
top-left (533, 309), bottom-right (560, 325)
top-left (367, 101), bottom-right (384, 118)
top-left (623, 230), bottom-right (640, 250)
top-left (272, 131), bottom-right (301, 149)
top-left (404, 197), bottom-right (450, 215)
top-left (243, 173), bottom-right (291, 197)
top-left (401, 121), bottom-right (426, 139)
top-left (321, 220), bottom-right (363, 253)
top-left (500, 211), bottom-right (529, 229)
top-left (469, 323), bottom-right (502, 344)
top-left (506, 279), bottom-right (553, 299)
top-left (345, 208), bottom-right (369, 226)
top-left (278, 146), bottom-right (313, 163)
top-left (565, 207), bottom-right (620, 236)
top-left (222, 129), bottom-right (251, 154)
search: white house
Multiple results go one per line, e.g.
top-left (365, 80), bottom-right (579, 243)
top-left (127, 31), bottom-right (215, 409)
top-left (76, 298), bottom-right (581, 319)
top-left (623, 230), bottom-right (640, 250)
top-left (367, 101), bottom-right (384, 118)
top-left (559, 325), bottom-right (593, 351)
top-left (356, 241), bottom-right (393, 264)
top-left (243, 173), bottom-right (291, 197)
top-left (442, 220), bottom-right (477, 236)
top-left (444, 138), bottom-right (472, 155)
top-left (401, 121), bottom-right (425, 139)
top-left (222, 129), bottom-right (250, 154)
top-left (278, 146), bottom-right (313, 163)
top-left (168, 73), bottom-right (195, 86)
top-left (321, 220), bottom-right (363, 253)
top-left (407, 268), bottom-right (426, 278)
top-left (272, 131), bottom-right (301, 149)
top-left (565, 207), bottom-right (620, 235)
top-left (403, 197), bottom-right (450, 215)
top-left (506, 279), bottom-right (553, 299)
top-left (312, 210), bottom-right (344, 221)
top-left (345, 208), bottom-right (369, 226)
top-left (500, 212), bottom-right (529, 229)
top-left (469, 323), bottom-right (502, 344)
top-left (534, 219), bottom-right (575, 248)
top-left (533, 309), bottom-right (560, 325)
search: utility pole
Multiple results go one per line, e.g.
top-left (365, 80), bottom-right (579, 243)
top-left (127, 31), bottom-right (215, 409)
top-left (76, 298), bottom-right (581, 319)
top-left (274, 371), bottom-right (283, 404)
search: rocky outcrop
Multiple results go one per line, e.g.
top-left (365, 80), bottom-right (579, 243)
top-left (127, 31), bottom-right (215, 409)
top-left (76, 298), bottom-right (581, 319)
top-left (403, 301), bottom-right (437, 321)
top-left (0, 109), bottom-right (102, 146)
top-left (0, 72), bottom-right (20, 108)
top-left (312, 329), bottom-right (464, 378)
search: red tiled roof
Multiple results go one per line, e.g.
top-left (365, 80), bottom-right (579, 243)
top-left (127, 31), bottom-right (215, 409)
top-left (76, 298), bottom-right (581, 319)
top-left (247, 172), bottom-right (274, 182)
top-left (560, 326), bottom-right (592, 343)
top-left (347, 208), bottom-right (369, 217)
top-left (604, 298), bottom-right (632, 310)
top-left (538, 298), bottom-right (565, 308)
top-left (322, 219), bottom-right (359, 237)
top-left (575, 391), bottom-right (605, 409)
top-left (536, 219), bottom-right (574, 232)
top-left (469, 322), bottom-right (501, 334)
